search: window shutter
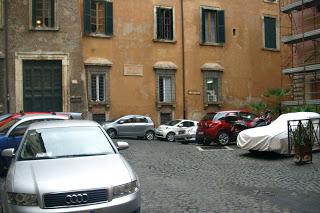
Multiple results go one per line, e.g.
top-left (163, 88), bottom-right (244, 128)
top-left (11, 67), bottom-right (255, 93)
top-left (105, 1), bottom-right (113, 35)
top-left (264, 17), bottom-right (276, 49)
top-left (32, 0), bottom-right (36, 27)
top-left (156, 7), bottom-right (161, 39)
top-left (201, 9), bottom-right (206, 43)
top-left (216, 10), bottom-right (225, 44)
top-left (169, 9), bottom-right (173, 40)
top-left (50, 0), bottom-right (55, 27)
top-left (83, 0), bottom-right (91, 34)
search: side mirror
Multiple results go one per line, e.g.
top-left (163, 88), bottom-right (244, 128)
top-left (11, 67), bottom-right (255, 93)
top-left (1, 148), bottom-right (15, 158)
top-left (116, 141), bottom-right (129, 150)
top-left (178, 124), bottom-right (183, 127)
top-left (118, 120), bottom-right (125, 124)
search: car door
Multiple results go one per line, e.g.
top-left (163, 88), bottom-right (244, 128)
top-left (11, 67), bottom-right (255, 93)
top-left (116, 117), bottom-right (134, 136)
top-left (132, 116), bottom-right (148, 137)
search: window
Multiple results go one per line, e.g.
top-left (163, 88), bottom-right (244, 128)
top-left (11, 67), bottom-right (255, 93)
top-left (87, 66), bottom-right (110, 104)
top-left (84, 0), bottom-right (113, 36)
top-left (200, 7), bottom-right (225, 44)
top-left (0, 0), bottom-right (3, 29)
top-left (155, 6), bottom-right (174, 41)
top-left (156, 70), bottom-right (176, 104)
top-left (92, 114), bottom-right (106, 124)
top-left (160, 112), bottom-right (172, 125)
top-left (31, 0), bottom-right (56, 29)
top-left (263, 16), bottom-right (278, 49)
top-left (203, 71), bottom-right (222, 104)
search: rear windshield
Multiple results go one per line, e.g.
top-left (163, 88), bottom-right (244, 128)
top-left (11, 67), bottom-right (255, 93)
top-left (201, 112), bottom-right (227, 121)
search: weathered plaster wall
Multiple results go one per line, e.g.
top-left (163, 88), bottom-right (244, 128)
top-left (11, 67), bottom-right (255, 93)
top-left (7, 0), bottom-right (85, 113)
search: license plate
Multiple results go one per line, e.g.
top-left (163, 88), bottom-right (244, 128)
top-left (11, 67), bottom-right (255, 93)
top-left (198, 131), bottom-right (204, 135)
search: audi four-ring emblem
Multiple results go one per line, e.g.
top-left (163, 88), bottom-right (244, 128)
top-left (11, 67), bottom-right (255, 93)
top-left (65, 193), bottom-right (89, 205)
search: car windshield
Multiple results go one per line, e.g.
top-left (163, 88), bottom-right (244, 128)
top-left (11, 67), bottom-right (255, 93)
top-left (0, 118), bottom-right (20, 134)
top-left (18, 126), bottom-right (116, 160)
top-left (0, 114), bottom-right (12, 122)
top-left (165, 120), bottom-right (181, 126)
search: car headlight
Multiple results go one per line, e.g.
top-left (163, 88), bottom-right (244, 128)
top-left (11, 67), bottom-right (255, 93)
top-left (7, 192), bottom-right (38, 206)
top-left (113, 180), bottom-right (139, 199)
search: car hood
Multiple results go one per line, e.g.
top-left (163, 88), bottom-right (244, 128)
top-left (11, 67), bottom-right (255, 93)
top-left (6, 154), bottom-right (134, 194)
top-left (237, 125), bottom-right (288, 154)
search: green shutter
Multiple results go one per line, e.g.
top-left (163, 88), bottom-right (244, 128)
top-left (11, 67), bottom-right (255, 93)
top-left (264, 17), bottom-right (277, 49)
top-left (156, 7), bottom-right (161, 39)
top-left (169, 9), bottom-right (173, 40)
top-left (105, 1), bottom-right (113, 35)
top-left (50, 0), bottom-right (55, 27)
top-left (201, 9), bottom-right (206, 43)
top-left (216, 10), bottom-right (225, 44)
top-left (84, 0), bottom-right (91, 34)
top-left (32, 0), bottom-right (36, 27)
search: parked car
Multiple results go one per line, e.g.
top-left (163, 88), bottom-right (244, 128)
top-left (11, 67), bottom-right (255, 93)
top-left (1, 120), bottom-right (140, 213)
top-left (102, 115), bottom-right (155, 140)
top-left (0, 114), bottom-right (69, 171)
top-left (155, 119), bottom-right (198, 142)
top-left (196, 110), bottom-right (258, 145)
top-left (237, 112), bottom-right (320, 154)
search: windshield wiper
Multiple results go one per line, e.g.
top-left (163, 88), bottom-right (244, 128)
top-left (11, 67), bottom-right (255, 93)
top-left (56, 153), bottom-right (108, 158)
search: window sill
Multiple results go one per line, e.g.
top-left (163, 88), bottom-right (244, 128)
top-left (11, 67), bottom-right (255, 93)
top-left (263, 0), bottom-right (278, 4)
top-left (262, 47), bottom-right (280, 52)
top-left (153, 39), bottom-right (177, 44)
top-left (86, 33), bottom-right (113, 38)
top-left (204, 101), bottom-right (222, 108)
top-left (89, 101), bottom-right (110, 108)
top-left (30, 27), bottom-right (59, 31)
top-left (156, 102), bottom-right (176, 108)
top-left (200, 42), bottom-right (224, 47)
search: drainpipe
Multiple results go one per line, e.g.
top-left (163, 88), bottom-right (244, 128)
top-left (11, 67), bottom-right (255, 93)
top-left (4, 0), bottom-right (9, 112)
top-left (180, 0), bottom-right (186, 119)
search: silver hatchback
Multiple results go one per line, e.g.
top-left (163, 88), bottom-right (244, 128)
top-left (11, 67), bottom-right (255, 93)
top-left (102, 115), bottom-right (155, 140)
top-left (1, 120), bottom-right (140, 213)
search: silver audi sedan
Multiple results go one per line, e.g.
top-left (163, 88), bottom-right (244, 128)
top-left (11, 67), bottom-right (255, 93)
top-left (1, 120), bottom-right (140, 213)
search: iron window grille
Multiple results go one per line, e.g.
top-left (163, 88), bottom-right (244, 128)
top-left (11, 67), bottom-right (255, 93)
top-left (200, 7), bottom-right (225, 44)
top-left (156, 70), bottom-right (176, 104)
top-left (203, 71), bottom-right (222, 104)
top-left (92, 113), bottom-right (106, 124)
top-left (155, 7), bottom-right (174, 41)
top-left (87, 66), bottom-right (110, 104)
top-left (32, 0), bottom-right (55, 29)
top-left (160, 112), bottom-right (172, 124)
top-left (84, 0), bottom-right (113, 36)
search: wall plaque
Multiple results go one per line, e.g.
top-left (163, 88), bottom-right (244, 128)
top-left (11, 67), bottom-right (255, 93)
top-left (188, 90), bottom-right (201, 95)
top-left (124, 64), bottom-right (143, 76)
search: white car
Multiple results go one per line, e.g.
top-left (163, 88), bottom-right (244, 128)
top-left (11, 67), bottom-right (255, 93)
top-left (237, 112), bottom-right (320, 154)
top-left (155, 119), bottom-right (198, 142)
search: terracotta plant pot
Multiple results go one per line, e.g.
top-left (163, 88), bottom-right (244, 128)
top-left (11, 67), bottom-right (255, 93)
top-left (294, 144), bottom-right (312, 165)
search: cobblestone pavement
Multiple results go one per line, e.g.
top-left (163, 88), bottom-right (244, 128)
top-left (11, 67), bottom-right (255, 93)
top-left (117, 139), bottom-right (320, 213)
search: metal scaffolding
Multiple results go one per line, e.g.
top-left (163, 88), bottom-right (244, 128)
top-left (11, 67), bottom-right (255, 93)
top-left (280, 0), bottom-right (320, 106)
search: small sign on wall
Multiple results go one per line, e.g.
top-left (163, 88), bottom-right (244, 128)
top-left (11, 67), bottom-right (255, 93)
top-left (188, 90), bottom-right (201, 95)
top-left (123, 64), bottom-right (143, 76)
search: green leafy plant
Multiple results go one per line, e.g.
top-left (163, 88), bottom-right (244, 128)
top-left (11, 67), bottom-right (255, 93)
top-left (249, 101), bottom-right (267, 115)
top-left (264, 88), bottom-right (290, 116)
top-left (292, 121), bottom-right (313, 146)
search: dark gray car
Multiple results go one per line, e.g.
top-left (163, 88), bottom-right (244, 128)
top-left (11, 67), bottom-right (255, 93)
top-left (102, 115), bottom-right (155, 140)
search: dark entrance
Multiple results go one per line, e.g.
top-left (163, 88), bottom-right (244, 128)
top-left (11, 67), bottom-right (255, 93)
top-left (23, 60), bottom-right (62, 112)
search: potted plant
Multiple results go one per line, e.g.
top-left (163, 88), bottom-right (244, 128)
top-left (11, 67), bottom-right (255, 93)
top-left (292, 120), bottom-right (314, 165)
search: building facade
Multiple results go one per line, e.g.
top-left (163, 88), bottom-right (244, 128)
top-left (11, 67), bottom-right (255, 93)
top-left (1, 0), bottom-right (283, 125)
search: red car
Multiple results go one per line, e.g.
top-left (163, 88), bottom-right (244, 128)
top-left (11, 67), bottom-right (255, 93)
top-left (0, 112), bottom-right (64, 127)
top-left (196, 110), bottom-right (258, 145)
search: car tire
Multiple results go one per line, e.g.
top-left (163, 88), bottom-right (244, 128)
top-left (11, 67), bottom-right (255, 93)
top-left (166, 132), bottom-right (175, 142)
top-left (202, 138), bottom-right (211, 146)
top-left (107, 129), bottom-right (117, 139)
top-left (145, 131), bottom-right (155, 141)
top-left (216, 131), bottom-right (230, 145)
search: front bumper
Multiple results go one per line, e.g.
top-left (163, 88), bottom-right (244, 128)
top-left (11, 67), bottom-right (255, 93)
top-left (3, 190), bottom-right (140, 213)
top-left (174, 134), bottom-right (196, 142)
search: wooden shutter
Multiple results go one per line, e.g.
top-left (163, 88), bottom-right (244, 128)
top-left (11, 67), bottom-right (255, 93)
top-left (156, 7), bottom-right (162, 39)
top-left (169, 9), bottom-right (173, 40)
top-left (83, 0), bottom-right (91, 34)
top-left (50, 0), bottom-right (55, 28)
top-left (32, 0), bottom-right (36, 27)
top-left (264, 17), bottom-right (276, 48)
top-left (105, 1), bottom-right (113, 35)
top-left (201, 9), bottom-right (206, 43)
top-left (216, 10), bottom-right (225, 44)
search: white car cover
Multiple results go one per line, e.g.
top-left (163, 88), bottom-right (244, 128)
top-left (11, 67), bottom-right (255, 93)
top-left (237, 112), bottom-right (320, 154)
